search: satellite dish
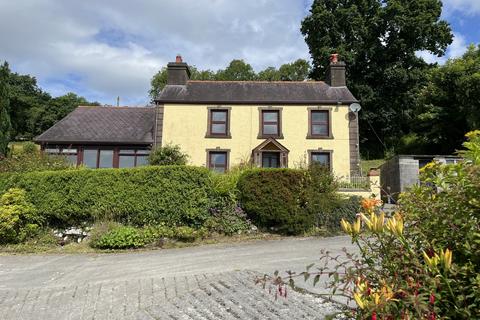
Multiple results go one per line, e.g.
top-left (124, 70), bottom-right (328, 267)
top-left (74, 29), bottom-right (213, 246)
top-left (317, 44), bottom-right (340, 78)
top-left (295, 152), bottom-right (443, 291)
top-left (349, 103), bottom-right (361, 113)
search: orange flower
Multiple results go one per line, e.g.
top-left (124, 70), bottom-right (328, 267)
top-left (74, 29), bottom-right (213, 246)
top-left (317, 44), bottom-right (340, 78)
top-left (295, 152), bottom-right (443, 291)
top-left (361, 198), bottom-right (382, 211)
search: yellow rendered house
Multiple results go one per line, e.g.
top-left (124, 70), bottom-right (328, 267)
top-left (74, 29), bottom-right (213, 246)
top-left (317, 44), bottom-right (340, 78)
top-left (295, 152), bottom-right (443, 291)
top-left (155, 55), bottom-right (360, 177)
top-left (35, 55), bottom-right (361, 180)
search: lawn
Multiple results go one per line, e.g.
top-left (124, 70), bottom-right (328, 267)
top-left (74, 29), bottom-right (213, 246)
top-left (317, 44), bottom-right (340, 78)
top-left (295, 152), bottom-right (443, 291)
top-left (360, 158), bottom-right (385, 173)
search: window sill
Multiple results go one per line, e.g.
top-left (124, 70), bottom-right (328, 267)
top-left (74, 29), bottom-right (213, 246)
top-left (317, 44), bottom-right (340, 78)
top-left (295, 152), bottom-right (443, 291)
top-left (306, 135), bottom-right (334, 139)
top-left (205, 134), bottom-right (232, 139)
top-left (257, 134), bottom-right (284, 139)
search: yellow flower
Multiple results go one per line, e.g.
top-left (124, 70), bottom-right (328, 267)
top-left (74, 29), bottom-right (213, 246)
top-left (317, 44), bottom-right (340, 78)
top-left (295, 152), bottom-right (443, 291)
top-left (423, 250), bottom-right (440, 270)
top-left (386, 213), bottom-right (404, 237)
top-left (341, 218), bottom-right (352, 234)
top-left (352, 218), bottom-right (361, 235)
top-left (341, 218), bottom-right (362, 237)
top-left (353, 292), bottom-right (366, 309)
top-left (440, 248), bottom-right (453, 271)
top-left (372, 292), bottom-right (381, 305)
top-left (465, 130), bottom-right (480, 139)
top-left (361, 212), bottom-right (384, 233)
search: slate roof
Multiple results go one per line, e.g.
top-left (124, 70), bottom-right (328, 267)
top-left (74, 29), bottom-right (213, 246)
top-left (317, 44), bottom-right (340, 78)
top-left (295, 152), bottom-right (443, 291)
top-left (156, 80), bottom-right (358, 105)
top-left (34, 106), bottom-right (155, 145)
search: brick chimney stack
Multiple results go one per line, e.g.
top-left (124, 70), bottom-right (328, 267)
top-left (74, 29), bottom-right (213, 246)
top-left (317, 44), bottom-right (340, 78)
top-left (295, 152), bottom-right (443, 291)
top-left (167, 55), bottom-right (190, 85)
top-left (325, 53), bottom-right (346, 87)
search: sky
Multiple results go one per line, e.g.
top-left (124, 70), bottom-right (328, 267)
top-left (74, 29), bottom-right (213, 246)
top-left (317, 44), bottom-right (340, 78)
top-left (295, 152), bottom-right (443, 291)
top-left (0, 0), bottom-right (478, 106)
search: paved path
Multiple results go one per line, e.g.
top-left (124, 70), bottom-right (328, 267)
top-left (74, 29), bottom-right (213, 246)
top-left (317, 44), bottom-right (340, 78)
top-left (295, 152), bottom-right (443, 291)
top-left (0, 236), bottom-right (354, 319)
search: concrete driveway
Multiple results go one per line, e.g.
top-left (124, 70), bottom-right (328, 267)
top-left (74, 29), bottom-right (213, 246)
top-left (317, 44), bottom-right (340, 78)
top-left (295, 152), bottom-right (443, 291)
top-left (0, 236), bottom-right (354, 319)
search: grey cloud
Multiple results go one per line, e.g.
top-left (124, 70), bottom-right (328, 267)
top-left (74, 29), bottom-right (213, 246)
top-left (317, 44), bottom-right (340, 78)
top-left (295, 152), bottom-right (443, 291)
top-left (0, 0), bottom-right (309, 105)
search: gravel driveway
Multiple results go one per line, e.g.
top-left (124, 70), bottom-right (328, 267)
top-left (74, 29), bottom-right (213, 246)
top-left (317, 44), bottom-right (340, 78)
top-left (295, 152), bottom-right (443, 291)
top-left (0, 236), bottom-right (354, 319)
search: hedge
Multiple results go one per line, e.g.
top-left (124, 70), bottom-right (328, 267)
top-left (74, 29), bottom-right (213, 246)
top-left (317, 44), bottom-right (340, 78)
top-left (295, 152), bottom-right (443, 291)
top-left (237, 168), bottom-right (312, 234)
top-left (0, 166), bottom-right (213, 227)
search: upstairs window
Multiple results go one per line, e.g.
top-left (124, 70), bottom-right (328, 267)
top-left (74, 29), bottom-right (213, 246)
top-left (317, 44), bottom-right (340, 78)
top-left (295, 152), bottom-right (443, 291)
top-left (310, 110), bottom-right (330, 137)
top-left (207, 109), bottom-right (230, 138)
top-left (261, 110), bottom-right (280, 137)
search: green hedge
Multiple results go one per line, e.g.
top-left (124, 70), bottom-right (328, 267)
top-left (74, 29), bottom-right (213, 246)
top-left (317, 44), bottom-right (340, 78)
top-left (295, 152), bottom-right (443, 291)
top-left (0, 166), bottom-right (213, 227)
top-left (238, 168), bottom-right (311, 234)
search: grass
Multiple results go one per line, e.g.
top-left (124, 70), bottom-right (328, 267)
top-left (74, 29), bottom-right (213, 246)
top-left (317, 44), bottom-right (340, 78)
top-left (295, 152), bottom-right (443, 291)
top-left (8, 141), bottom-right (39, 153)
top-left (0, 231), bottom-right (285, 255)
top-left (360, 158), bottom-right (385, 173)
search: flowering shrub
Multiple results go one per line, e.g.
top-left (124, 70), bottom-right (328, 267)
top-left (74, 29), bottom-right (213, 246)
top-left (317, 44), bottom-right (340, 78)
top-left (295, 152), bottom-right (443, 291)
top-left (264, 131), bottom-right (480, 319)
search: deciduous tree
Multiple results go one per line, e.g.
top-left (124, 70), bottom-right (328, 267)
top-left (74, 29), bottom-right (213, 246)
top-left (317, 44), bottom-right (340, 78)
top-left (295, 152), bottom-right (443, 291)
top-left (301, 0), bottom-right (453, 157)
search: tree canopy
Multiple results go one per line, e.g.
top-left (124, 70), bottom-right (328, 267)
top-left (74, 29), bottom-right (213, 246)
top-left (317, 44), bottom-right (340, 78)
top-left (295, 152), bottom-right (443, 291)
top-left (301, 0), bottom-right (453, 157)
top-left (409, 45), bottom-right (480, 154)
top-left (1, 65), bottom-right (99, 141)
top-left (149, 58), bottom-right (311, 101)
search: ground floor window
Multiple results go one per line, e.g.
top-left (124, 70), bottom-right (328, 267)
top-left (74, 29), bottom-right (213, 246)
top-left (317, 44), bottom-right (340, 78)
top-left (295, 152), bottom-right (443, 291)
top-left (43, 145), bottom-right (150, 168)
top-left (118, 149), bottom-right (150, 168)
top-left (207, 150), bottom-right (229, 173)
top-left (44, 147), bottom-right (78, 165)
top-left (262, 152), bottom-right (280, 168)
top-left (310, 151), bottom-right (331, 170)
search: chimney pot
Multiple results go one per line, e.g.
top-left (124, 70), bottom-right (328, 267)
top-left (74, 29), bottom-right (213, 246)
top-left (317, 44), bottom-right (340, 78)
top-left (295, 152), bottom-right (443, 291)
top-left (176, 55), bottom-right (183, 63)
top-left (330, 53), bottom-right (339, 64)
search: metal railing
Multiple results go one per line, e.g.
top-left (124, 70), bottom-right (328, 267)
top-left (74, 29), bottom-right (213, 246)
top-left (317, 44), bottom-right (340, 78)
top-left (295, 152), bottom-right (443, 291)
top-left (338, 175), bottom-right (371, 190)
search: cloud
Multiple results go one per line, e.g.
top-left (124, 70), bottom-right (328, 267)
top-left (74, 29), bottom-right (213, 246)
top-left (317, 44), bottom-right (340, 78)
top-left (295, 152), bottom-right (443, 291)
top-left (443, 0), bottom-right (480, 16)
top-left (0, 0), bottom-right (310, 105)
top-left (417, 33), bottom-right (468, 64)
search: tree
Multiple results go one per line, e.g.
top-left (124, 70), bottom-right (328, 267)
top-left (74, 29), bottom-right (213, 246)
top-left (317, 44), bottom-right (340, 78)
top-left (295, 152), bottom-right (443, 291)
top-left (0, 62), bottom-right (12, 157)
top-left (301, 0), bottom-right (453, 157)
top-left (278, 59), bottom-right (310, 81)
top-left (257, 67), bottom-right (281, 81)
top-left (149, 59), bottom-right (311, 100)
top-left (149, 66), bottom-right (216, 101)
top-left (148, 144), bottom-right (189, 166)
top-left (410, 45), bottom-right (480, 154)
top-left (27, 93), bottom-right (98, 138)
top-left (216, 59), bottom-right (256, 81)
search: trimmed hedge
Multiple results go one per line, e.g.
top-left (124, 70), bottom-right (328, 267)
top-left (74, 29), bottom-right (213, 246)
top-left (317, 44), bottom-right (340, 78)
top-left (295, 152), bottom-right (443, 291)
top-left (0, 166), bottom-right (213, 227)
top-left (238, 169), bottom-right (311, 234)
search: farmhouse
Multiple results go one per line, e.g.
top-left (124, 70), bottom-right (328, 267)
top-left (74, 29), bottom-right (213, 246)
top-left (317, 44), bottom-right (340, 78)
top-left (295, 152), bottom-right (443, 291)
top-left (35, 55), bottom-right (361, 177)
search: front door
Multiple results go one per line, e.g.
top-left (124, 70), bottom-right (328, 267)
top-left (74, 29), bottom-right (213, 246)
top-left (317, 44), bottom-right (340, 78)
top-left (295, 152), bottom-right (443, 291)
top-left (262, 152), bottom-right (280, 168)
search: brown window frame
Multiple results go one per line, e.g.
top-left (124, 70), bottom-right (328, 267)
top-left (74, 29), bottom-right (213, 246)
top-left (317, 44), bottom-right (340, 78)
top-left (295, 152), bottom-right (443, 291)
top-left (308, 150), bottom-right (333, 171)
top-left (206, 107), bottom-right (231, 138)
top-left (43, 145), bottom-right (79, 166)
top-left (206, 149), bottom-right (230, 173)
top-left (42, 145), bottom-right (151, 168)
top-left (258, 107), bottom-right (283, 139)
top-left (118, 149), bottom-right (150, 168)
top-left (307, 108), bottom-right (333, 139)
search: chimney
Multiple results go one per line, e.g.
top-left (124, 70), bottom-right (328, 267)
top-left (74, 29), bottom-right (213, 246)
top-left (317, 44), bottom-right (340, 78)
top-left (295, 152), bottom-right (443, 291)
top-left (325, 53), bottom-right (346, 87)
top-left (167, 55), bottom-right (190, 85)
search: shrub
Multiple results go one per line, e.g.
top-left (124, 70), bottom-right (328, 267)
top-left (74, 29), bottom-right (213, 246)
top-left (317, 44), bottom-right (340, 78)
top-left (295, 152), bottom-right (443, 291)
top-left (148, 144), bottom-right (189, 166)
top-left (289, 131), bottom-right (480, 319)
top-left (91, 225), bottom-right (147, 249)
top-left (206, 195), bottom-right (253, 235)
top-left (0, 166), bottom-right (214, 228)
top-left (174, 226), bottom-right (204, 242)
top-left (238, 168), bottom-right (310, 234)
top-left (0, 147), bottom-right (72, 173)
top-left (312, 195), bottom-right (361, 232)
top-left (0, 188), bottom-right (42, 244)
top-left (20, 142), bottom-right (37, 154)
